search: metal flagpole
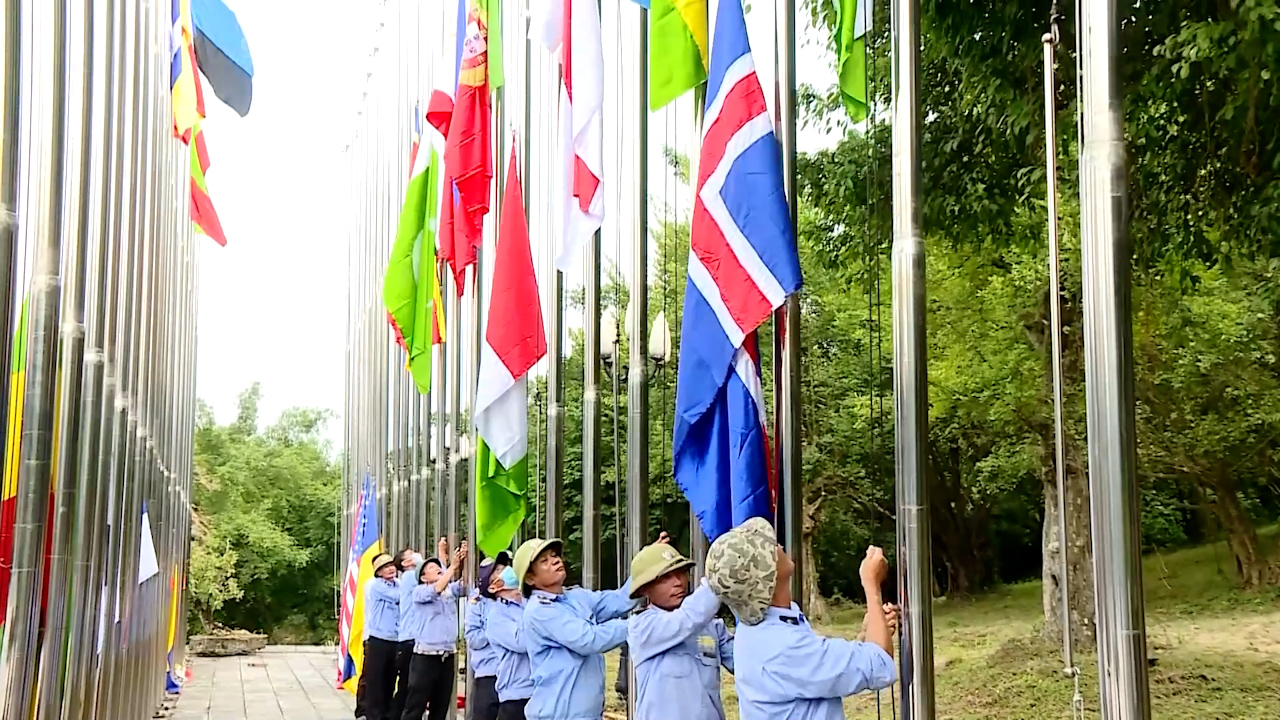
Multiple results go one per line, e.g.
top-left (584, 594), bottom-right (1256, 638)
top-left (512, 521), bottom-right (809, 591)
top-left (624, 1), bottom-right (649, 716)
top-left (1041, 20), bottom-right (1078, 682)
top-left (890, 0), bottom-right (936, 714)
top-left (86, 0), bottom-right (129, 712)
top-left (0, 0), bottom-right (70, 715)
top-left (0, 0), bottom-right (22, 593)
top-left (1077, 0), bottom-right (1150, 715)
top-left (37, 0), bottom-right (98, 715)
top-left (579, 0), bottom-right (604, 594)
top-left (113, 2), bottom-right (156, 708)
top-left (542, 4), bottom-right (564, 543)
top-left (97, 0), bottom-right (144, 711)
top-left (518, 0), bottom-right (533, 547)
top-left (63, 3), bottom-right (117, 715)
top-left (774, 0), bottom-right (804, 611)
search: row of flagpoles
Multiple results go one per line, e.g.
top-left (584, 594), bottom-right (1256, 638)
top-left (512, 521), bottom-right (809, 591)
top-left (340, 0), bottom-right (814, 715)
top-left (0, 1), bottom-right (250, 719)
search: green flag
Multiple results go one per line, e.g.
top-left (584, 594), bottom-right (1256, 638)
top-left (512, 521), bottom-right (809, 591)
top-left (383, 144), bottom-right (443, 395)
top-left (475, 439), bottom-right (527, 558)
top-left (484, 0), bottom-right (503, 90)
top-left (649, 0), bottom-right (708, 110)
top-left (836, 0), bottom-right (870, 122)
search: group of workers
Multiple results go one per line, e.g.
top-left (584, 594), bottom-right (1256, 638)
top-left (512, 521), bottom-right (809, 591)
top-left (356, 517), bottom-right (899, 720)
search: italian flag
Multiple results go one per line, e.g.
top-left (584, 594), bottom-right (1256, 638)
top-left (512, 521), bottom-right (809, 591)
top-left (473, 143), bottom-right (545, 557)
top-left (383, 139), bottom-right (446, 395)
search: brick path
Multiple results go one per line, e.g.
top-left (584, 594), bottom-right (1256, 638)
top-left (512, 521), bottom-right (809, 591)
top-left (173, 646), bottom-right (354, 720)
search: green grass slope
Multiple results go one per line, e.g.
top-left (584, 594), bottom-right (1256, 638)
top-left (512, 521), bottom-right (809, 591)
top-left (605, 533), bottom-right (1280, 719)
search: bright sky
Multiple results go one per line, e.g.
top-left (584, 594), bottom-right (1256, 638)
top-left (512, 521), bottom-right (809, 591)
top-left (195, 0), bottom-right (839, 450)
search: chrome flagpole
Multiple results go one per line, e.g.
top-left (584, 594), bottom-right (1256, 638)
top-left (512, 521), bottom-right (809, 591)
top-left (1077, 0), bottom-right (1150, 716)
top-left (37, 0), bottom-right (98, 715)
top-left (0, 0), bottom-right (70, 714)
top-left (624, 0), bottom-right (649, 716)
top-left (64, 2), bottom-right (118, 716)
top-left (890, 0), bottom-right (936, 714)
top-left (775, 0), bottom-right (804, 612)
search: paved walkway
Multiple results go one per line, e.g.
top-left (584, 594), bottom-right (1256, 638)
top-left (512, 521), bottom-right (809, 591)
top-left (173, 646), bottom-right (354, 720)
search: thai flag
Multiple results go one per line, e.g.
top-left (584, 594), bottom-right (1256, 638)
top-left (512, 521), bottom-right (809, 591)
top-left (673, 0), bottom-right (802, 543)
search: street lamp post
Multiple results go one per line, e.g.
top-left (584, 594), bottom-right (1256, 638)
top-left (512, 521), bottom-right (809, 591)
top-left (600, 305), bottom-right (672, 708)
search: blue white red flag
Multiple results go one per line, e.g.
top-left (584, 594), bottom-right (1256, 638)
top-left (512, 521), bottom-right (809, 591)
top-left (673, 0), bottom-right (801, 543)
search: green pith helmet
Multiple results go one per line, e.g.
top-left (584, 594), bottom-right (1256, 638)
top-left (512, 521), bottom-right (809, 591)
top-left (629, 543), bottom-right (695, 598)
top-left (513, 537), bottom-right (563, 595)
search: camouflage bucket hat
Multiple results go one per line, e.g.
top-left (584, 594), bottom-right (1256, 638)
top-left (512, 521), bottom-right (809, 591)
top-left (705, 517), bottom-right (778, 626)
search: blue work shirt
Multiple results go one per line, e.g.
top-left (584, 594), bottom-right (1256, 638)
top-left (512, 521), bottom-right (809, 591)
top-left (398, 570), bottom-right (418, 642)
top-left (522, 582), bottom-right (637, 720)
top-left (629, 581), bottom-right (734, 720)
top-left (487, 596), bottom-right (533, 702)
top-left (409, 577), bottom-right (463, 654)
top-left (466, 591), bottom-right (500, 678)
top-left (734, 604), bottom-right (896, 720)
top-left (362, 576), bottom-right (401, 642)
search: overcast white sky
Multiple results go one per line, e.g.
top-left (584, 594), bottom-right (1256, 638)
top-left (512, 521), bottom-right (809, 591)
top-left (195, 0), bottom-right (840, 451)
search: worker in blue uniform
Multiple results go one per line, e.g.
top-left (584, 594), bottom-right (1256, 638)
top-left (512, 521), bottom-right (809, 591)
top-left (400, 542), bottom-right (468, 720)
top-left (392, 546), bottom-right (426, 720)
top-left (466, 551), bottom-right (511, 720)
top-left (360, 552), bottom-right (403, 720)
top-left (486, 566), bottom-right (533, 720)
top-left (626, 541), bottom-right (734, 720)
top-left (513, 535), bottom-right (667, 720)
top-left (706, 517), bottom-right (898, 720)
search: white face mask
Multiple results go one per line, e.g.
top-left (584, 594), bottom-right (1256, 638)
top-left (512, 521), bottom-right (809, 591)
top-left (411, 552), bottom-right (425, 566)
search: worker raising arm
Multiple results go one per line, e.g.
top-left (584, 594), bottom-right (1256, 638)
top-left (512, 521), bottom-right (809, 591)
top-left (515, 536), bottom-right (647, 720)
top-left (706, 518), bottom-right (897, 720)
top-left (627, 540), bottom-right (733, 720)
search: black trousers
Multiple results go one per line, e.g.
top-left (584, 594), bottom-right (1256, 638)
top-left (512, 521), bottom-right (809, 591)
top-left (362, 637), bottom-right (400, 720)
top-left (496, 699), bottom-right (528, 720)
top-left (390, 640), bottom-right (414, 720)
top-left (400, 652), bottom-right (457, 720)
top-left (355, 667), bottom-right (367, 718)
top-left (471, 676), bottom-right (500, 720)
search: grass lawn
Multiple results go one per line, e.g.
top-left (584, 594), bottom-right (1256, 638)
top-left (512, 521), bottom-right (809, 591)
top-left (602, 533), bottom-right (1280, 719)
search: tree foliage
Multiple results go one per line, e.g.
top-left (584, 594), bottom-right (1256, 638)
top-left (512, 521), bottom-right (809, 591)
top-left (190, 384), bottom-right (341, 641)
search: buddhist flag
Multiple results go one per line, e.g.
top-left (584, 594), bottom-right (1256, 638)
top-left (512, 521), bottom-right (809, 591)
top-left (836, 0), bottom-right (870, 122)
top-left (535, 0), bottom-right (604, 271)
top-left (473, 143), bottom-right (545, 557)
top-left (189, 123), bottom-right (227, 245)
top-left (384, 139), bottom-right (445, 395)
top-left (170, 0), bottom-right (206, 141)
top-left (649, 0), bottom-right (707, 110)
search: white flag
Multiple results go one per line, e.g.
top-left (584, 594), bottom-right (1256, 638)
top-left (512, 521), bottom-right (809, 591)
top-left (535, 0), bottom-right (604, 270)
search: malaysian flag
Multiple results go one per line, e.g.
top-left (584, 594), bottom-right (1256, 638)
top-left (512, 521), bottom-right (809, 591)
top-left (672, 0), bottom-right (802, 543)
top-left (337, 475), bottom-right (381, 692)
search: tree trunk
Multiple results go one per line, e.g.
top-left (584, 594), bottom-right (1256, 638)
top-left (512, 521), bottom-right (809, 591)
top-left (1026, 281), bottom-right (1096, 653)
top-left (1040, 437), bottom-right (1096, 653)
top-left (928, 441), bottom-right (994, 596)
top-left (801, 496), bottom-right (829, 622)
top-left (1207, 467), bottom-right (1276, 588)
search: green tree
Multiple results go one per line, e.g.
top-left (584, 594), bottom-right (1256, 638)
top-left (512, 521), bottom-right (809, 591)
top-left (190, 384), bottom-right (341, 641)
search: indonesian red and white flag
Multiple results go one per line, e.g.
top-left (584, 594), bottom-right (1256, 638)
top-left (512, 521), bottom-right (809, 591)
top-left (534, 0), bottom-right (604, 271)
